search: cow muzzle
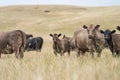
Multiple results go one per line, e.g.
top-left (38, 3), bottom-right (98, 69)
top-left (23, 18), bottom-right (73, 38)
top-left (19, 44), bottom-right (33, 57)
top-left (89, 35), bottom-right (94, 39)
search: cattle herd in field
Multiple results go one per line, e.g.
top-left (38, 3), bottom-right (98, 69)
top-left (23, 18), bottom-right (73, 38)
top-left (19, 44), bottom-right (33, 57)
top-left (1, 24), bottom-right (120, 59)
top-left (49, 25), bottom-right (120, 57)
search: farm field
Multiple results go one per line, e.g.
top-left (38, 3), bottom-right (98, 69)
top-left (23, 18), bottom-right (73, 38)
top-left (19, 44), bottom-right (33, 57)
top-left (0, 5), bottom-right (120, 80)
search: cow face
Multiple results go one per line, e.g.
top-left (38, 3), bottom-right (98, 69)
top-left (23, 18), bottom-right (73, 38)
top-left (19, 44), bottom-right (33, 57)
top-left (50, 33), bottom-right (61, 43)
top-left (100, 29), bottom-right (116, 40)
top-left (83, 24), bottom-right (100, 39)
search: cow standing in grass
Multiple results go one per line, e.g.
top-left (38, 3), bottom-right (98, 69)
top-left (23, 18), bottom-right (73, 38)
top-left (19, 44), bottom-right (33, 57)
top-left (74, 24), bottom-right (105, 57)
top-left (73, 26), bottom-right (89, 56)
top-left (0, 30), bottom-right (26, 59)
top-left (83, 24), bottom-right (105, 57)
top-left (101, 29), bottom-right (120, 57)
top-left (50, 33), bottom-right (70, 56)
top-left (62, 35), bottom-right (76, 51)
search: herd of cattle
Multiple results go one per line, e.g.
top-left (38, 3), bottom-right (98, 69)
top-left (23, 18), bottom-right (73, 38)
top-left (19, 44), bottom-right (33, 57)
top-left (50, 24), bottom-right (120, 57)
top-left (1, 24), bottom-right (120, 59)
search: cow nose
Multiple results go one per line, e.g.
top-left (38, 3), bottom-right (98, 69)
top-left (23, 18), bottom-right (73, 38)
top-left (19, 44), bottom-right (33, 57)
top-left (89, 35), bottom-right (93, 39)
top-left (104, 36), bottom-right (109, 40)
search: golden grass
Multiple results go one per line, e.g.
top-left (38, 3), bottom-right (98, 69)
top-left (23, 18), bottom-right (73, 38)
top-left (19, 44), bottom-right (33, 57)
top-left (0, 5), bottom-right (120, 80)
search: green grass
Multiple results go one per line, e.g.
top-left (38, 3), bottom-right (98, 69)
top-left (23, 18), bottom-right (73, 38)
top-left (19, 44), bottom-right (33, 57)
top-left (0, 5), bottom-right (120, 80)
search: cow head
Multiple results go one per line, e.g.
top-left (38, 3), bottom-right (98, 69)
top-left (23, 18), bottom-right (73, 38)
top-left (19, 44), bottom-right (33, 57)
top-left (116, 26), bottom-right (120, 31)
top-left (50, 33), bottom-right (61, 43)
top-left (100, 29), bottom-right (116, 40)
top-left (26, 34), bottom-right (33, 39)
top-left (83, 24), bottom-right (100, 39)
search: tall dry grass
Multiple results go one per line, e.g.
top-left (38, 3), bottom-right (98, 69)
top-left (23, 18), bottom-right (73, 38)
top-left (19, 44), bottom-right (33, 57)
top-left (0, 5), bottom-right (120, 80)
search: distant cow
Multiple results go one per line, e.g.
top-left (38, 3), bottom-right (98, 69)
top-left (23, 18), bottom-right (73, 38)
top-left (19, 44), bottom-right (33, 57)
top-left (25, 37), bottom-right (43, 52)
top-left (26, 34), bottom-right (33, 39)
top-left (50, 33), bottom-right (70, 56)
top-left (74, 24), bottom-right (105, 57)
top-left (62, 35), bottom-right (76, 51)
top-left (0, 30), bottom-right (26, 58)
top-left (100, 29), bottom-right (120, 57)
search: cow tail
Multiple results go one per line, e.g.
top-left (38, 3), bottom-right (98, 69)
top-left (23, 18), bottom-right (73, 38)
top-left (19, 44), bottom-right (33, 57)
top-left (40, 38), bottom-right (43, 51)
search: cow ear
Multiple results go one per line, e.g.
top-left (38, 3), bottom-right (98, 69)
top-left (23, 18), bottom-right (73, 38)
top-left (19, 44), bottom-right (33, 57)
top-left (111, 30), bottom-right (116, 34)
top-left (100, 30), bottom-right (104, 34)
top-left (95, 25), bottom-right (100, 30)
top-left (63, 35), bottom-right (65, 38)
top-left (58, 33), bottom-right (61, 37)
top-left (83, 25), bottom-right (88, 29)
top-left (116, 26), bottom-right (120, 31)
top-left (31, 35), bottom-right (33, 37)
top-left (49, 34), bottom-right (53, 37)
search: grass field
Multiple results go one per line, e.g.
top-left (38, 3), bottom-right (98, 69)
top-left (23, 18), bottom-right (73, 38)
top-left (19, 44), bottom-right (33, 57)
top-left (0, 5), bottom-right (120, 80)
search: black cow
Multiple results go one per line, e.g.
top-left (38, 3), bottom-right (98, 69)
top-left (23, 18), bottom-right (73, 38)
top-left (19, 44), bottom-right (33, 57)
top-left (25, 37), bottom-right (43, 52)
top-left (100, 29), bottom-right (120, 57)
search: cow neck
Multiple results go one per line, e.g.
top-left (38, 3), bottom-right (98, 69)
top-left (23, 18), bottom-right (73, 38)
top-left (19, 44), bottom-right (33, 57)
top-left (106, 36), bottom-right (113, 49)
top-left (55, 38), bottom-right (61, 53)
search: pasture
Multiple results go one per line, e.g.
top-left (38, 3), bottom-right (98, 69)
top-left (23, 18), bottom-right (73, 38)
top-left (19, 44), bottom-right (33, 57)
top-left (0, 5), bottom-right (120, 80)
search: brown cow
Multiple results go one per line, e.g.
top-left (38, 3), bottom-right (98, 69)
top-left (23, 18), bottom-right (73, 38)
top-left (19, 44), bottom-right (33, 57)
top-left (74, 24), bottom-right (105, 57)
top-left (50, 33), bottom-right (70, 56)
top-left (83, 24), bottom-right (105, 57)
top-left (73, 26), bottom-right (89, 57)
top-left (0, 30), bottom-right (26, 59)
top-left (62, 35), bottom-right (76, 51)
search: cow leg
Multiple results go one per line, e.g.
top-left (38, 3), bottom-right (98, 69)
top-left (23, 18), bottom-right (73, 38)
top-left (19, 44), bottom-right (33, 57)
top-left (67, 47), bottom-right (70, 56)
top-left (15, 47), bottom-right (19, 58)
top-left (90, 52), bottom-right (94, 58)
top-left (90, 48), bottom-right (94, 58)
top-left (19, 46), bottom-right (24, 58)
top-left (96, 47), bottom-right (102, 57)
top-left (97, 52), bottom-right (101, 57)
top-left (81, 51), bottom-right (86, 56)
top-left (12, 45), bottom-right (20, 59)
top-left (113, 50), bottom-right (117, 57)
top-left (110, 47), bottom-right (116, 57)
top-left (68, 49), bottom-right (70, 56)
top-left (77, 49), bottom-right (80, 57)
top-left (117, 51), bottom-right (120, 57)
top-left (97, 50), bottom-right (102, 57)
top-left (115, 50), bottom-right (120, 57)
top-left (54, 50), bottom-right (57, 56)
top-left (0, 52), bottom-right (1, 58)
top-left (60, 51), bottom-right (64, 56)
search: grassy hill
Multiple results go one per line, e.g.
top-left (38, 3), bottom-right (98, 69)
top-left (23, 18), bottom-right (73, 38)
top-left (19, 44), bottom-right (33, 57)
top-left (0, 5), bottom-right (120, 80)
